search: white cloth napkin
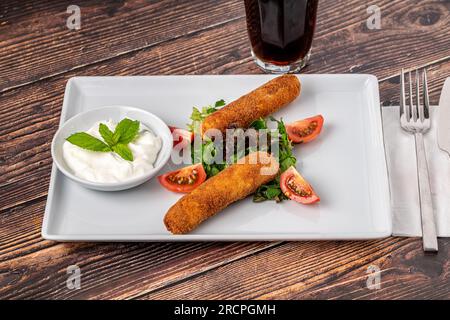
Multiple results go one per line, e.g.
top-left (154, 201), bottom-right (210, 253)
top-left (382, 106), bottom-right (450, 237)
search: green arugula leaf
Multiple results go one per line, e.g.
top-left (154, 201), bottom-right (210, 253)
top-left (252, 117), bottom-right (296, 202)
top-left (270, 117), bottom-right (296, 173)
top-left (187, 100), bottom-right (225, 132)
top-left (190, 107), bottom-right (203, 122)
top-left (99, 123), bottom-right (116, 147)
top-left (253, 193), bottom-right (267, 203)
top-left (112, 143), bottom-right (133, 161)
top-left (214, 99), bottom-right (226, 108)
top-left (113, 118), bottom-right (140, 144)
top-left (265, 186), bottom-right (281, 199)
top-left (253, 178), bottom-right (288, 203)
top-left (280, 156), bottom-right (296, 172)
top-left (209, 166), bottom-right (221, 177)
top-left (187, 101), bottom-right (298, 202)
top-left (66, 132), bottom-right (111, 152)
top-left (250, 118), bottom-right (268, 130)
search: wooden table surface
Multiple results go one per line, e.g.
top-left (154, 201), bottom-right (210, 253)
top-left (1, 0), bottom-right (450, 300)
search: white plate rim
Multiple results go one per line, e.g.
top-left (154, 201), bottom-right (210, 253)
top-left (41, 74), bottom-right (392, 241)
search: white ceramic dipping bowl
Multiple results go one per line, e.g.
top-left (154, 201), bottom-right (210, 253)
top-left (51, 106), bottom-right (172, 191)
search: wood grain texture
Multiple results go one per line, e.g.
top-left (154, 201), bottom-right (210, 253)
top-left (222, 0), bottom-right (450, 78)
top-left (1, 0), bottom-right (450, 300)
top-left (0, 0), bottom-right (245, 91)
top-left (1, 0), bottom-right (449, 92)
top-left (378, 58), bottom-right (450, 106)
top-left (2, 0), bottom-right (450, 211)
top-left (140, 239), bottom-right (450, 300)
top-left (0, 241), bottom-right (281, 299)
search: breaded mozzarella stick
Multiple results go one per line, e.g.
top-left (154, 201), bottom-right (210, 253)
top-left (202, 74), bottom-right (300, 135)
top-left (164, 152), bottom-right (279, 234)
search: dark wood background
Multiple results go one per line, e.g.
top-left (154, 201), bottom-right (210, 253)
top-left (1, 0), bottom-right (449, 300)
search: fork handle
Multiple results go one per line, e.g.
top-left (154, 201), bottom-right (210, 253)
top-left (414, 133), bottom-right (438, 252)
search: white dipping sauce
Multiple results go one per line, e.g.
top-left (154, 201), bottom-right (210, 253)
top-left (63, 119), bottom-right (161, 183)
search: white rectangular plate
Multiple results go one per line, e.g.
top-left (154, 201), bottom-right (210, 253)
top-left (42, 75), bottom-right (392, 241)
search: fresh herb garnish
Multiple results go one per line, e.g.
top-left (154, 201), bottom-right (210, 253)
top-left (66, 118), bottom-right (140, 161)
top-left (192, 137), bottom-right (227, 177)
top-left (189, 99), bottom-right (227, 177)
top-left (187, 99), bottom-right (225, 132)
top-left (66, 132), bottom-right (111, 152)
top-left (111, 143), bottom-right (134, 161)
top-left (252, 117), bottom-right (296, 202)
top-left (250, 118), bottom-right (268, 130)
top-left (113, 118), bottom-right (140, 144)
top-left (269, 116), bottom-right (297, 173)
top-left (99, 123), bottom-right (116, 146)
top-left (253, 179), bottom-right (284, 202)
top-left (187, 101), bottom-right (297, 202)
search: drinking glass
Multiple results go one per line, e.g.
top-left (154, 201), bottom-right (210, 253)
top-left (244, 0), bottom-right (319, 73)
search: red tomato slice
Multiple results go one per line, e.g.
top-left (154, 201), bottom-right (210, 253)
top-left (280, 166), bottom-right (320, 204)
top-left (285, 115), bottom-right (324, 144)
top-left (158, 163), bottom-right (206, 193)
top-left (169, 126), bottom-right (193, 148)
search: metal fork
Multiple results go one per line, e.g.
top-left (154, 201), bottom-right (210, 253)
top-left (400, 68), bottom-right (438, 252)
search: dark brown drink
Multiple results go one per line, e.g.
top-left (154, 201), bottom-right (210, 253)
top-left (244, 0), bottom-right (319, 73)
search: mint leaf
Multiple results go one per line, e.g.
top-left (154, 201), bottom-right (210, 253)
top-left (113, 118), bottom-right (140, 144)
top-left (66, 119), bottom-right (141, 162)
top-left (112, 143), bottom-right (133, 161)
top-left (66, 132), bottom-right (111, 152)
top-left (99, 123), bottom-right (116, 147)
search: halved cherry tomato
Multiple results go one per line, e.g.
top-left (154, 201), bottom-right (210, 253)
top-left (280, 166), bottom-right (320, 204)
top-left (285, 115), bottom-right (324, 144)
top-left (169, 126), bottom-right (193, 148)
top-left (158, 163), bottom-right (206, 193)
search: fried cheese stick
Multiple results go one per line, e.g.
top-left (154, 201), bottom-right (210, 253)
top-left (202, 74), bottom-right (300, 135)
top-left (164, 152), bottom-right (279, 234)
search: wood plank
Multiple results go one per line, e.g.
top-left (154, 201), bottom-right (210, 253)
top-left (223, 0), bottom-right (450, 78)
top-left (0, 5), bottom-right (448, 208)
top-left (0, 239), bottom-right (280, 299)
top-left (2, 35), bottom-right (449, 213)
top-left (0, 199), bottom-right (54, 263)
top-left (139, 238), bottom-right (450, 300)
top-left (0, 0), bottom-right (245, 92)
top-left (0, 19), bottom-right (250, 212)
top-left (2, 0), bottom-right (449, 92)
top-left (1, 0), bottom-right (450, 300)
top-left (378, 57), bottom-right (450, 106)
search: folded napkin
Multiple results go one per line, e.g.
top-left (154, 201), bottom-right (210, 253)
top-left (382, 106), bottom-right (450, 237)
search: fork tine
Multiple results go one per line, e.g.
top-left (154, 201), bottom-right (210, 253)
top-left (413, 69), bottom-right (420, 122)
top-left (417, 70), bottom-right (424, 122)
top-left (423, 69), bottom-right (430, 119)
top-left (408, 71), bottom-right (414, 121)
top-left (400, 69), bottom-right (407, 118)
